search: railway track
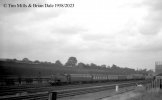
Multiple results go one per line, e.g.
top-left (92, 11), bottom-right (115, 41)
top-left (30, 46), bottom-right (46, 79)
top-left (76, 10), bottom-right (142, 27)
top-left (0, 85), bottom-right (51, 96)
top-left (0, 80), bottom-right (146, 96)
top-left (0, 80), bottom-right (150, 100)
top-left (56, 81), bottom-right (143, 98)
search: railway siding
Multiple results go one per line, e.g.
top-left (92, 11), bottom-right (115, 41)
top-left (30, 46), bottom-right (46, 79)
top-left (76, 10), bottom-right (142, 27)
top-left (0, 80), bottom-right (150, 100)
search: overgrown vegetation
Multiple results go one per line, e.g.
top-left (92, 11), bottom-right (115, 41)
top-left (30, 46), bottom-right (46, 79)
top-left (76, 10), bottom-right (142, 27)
top-left (129, 89), bottom-right (162, 100)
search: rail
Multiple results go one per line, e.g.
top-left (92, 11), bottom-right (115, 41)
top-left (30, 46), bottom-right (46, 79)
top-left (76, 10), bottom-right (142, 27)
top-left (0, 80), bottom-right (150, 100)
top-left (0, 92), bottom-right (49, 100)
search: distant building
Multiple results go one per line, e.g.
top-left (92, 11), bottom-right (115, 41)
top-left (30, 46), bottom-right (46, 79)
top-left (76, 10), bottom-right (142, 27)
top-left (155, 61), bottom-right (162, 75)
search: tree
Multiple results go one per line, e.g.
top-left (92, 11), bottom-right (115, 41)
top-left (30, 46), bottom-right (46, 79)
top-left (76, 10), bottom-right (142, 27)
top-left (101, 65), bottom-right (106, 68)
top-left (111, 64), bottom-right (121, 74)
top-left (107, 65), bottom-right (111, 69)
top-left (90, 63), bottom-right (98, 68)
top-left (55, 60), bottom-right (63, 67)
top-left (77, 62), bottom-right (86, 68)
top-left (22, 58), bottom-right (30, 63)
top-left (34, 60), bottom-right (40, 63)
top-left (111, 64), bottom-right (118, 69)
top-left (65, 57), bottom-right (77, 67)
top-left (13, 58), bottom-right (17, 62)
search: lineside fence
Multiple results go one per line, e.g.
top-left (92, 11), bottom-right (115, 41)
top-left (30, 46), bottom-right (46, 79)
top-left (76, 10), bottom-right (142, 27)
top-left (145, 79), bottom-right (162, 90)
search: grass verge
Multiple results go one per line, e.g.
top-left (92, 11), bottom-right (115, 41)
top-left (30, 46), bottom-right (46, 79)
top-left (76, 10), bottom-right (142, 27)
top-left (128, 87), bottom-right (162, 100)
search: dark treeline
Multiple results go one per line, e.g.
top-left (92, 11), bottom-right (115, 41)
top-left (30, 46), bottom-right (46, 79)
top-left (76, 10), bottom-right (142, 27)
top-left (1, 57), bottom-right (153, 76)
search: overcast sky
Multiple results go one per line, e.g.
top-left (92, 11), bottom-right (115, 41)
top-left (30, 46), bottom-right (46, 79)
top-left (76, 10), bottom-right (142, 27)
top-left (0, 0), bottom-right (162, 70)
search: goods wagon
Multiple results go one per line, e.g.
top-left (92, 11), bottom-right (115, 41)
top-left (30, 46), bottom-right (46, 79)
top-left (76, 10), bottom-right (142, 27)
top-left (108, 75), bottom-right (118, 80)
top-left (132, 74), bottom-right (145, 80)
top-left (127, 75), bottom-right (133, 80)
top-left (92, 74), bottom-right (108, 82)
top-left (118, 75), bottom-right (127, 80)
top-left (69, 74), bottom-right (92, 83)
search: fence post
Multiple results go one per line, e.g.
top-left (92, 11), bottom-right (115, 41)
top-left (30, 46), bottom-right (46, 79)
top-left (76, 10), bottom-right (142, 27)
top-left (49, 92), bottom-right (57, 100)
top-left (116, 85), bottom-right (119, 92)
top-left (159, 79), bottom-right (161, 89)
top-left (160, 79), bottom-right (162, 89)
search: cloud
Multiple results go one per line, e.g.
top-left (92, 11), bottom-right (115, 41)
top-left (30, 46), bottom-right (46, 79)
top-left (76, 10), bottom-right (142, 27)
top-left (51, 25), bottom-right (87, 35)
top-left (131, 34), bottom-right (162, 53)
top-left (0, 11), bottom-right (65, 59)
top-left (144, 0), bottom-right (162, 11)
top-left (0, 0), bottom-right (162, 69)
top-left (139, 0), bottom-right (162, 35)
top-left (81, 33), bottom-right (114, 42)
